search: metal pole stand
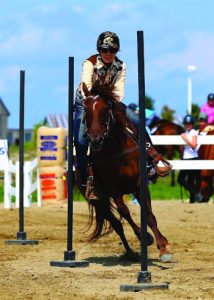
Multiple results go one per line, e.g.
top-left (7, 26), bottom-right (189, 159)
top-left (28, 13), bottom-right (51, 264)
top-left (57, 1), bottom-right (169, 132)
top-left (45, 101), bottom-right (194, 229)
top-left (120, 271), bottom-right (168, 292)
top-left (50, 250), bottom-right (89, 268)
top-left (50, 57), bottom-right (89, 268)
top-left (5, 70), bottom-right (38, 246)
top-left (120, 31), bottom-right (169, 292)
top-left (5, 232), bottom-right (38, 245)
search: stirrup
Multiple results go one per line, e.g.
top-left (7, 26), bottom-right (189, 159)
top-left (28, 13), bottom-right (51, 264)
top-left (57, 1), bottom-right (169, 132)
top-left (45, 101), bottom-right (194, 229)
top-left (146, 143), bottom-right (172, 177)
top-left (154, 162), bottom-right (173, 177)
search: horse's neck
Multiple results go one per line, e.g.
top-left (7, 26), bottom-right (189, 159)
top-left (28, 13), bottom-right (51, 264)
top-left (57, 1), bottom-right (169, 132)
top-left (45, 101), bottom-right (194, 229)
top-left (110, 120), bottom-right (138, 150)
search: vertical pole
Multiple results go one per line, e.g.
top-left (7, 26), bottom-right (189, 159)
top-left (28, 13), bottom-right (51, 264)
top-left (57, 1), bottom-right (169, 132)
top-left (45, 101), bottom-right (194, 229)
top-left (5, 70), bottom-right (38, 245)
top-left (137, 31), bottom-right (151, 283)
top-left (64, 57), bottom-right (75, 260)
top-left (50, 57), bottom-right (89, 267)
top-left (17, 70), bottom-right (26, 240)
top-left (187, 76), bottom-right (192, 114)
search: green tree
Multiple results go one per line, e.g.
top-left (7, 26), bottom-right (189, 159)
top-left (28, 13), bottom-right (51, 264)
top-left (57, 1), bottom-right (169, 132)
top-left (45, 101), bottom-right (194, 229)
top-left (161, 105), bottom-right (175, 121)
top-left (32, 120), bottom-right (45, 147)
top-left (191, 103), bottom-right (200, 128)
top-left (145, 94), bottom-right (155, 110)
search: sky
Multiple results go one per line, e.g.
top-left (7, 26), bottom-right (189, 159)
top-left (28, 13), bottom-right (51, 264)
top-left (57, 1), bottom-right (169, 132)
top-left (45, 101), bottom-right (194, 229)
top-left (0, 0), bottom-right (213, 128)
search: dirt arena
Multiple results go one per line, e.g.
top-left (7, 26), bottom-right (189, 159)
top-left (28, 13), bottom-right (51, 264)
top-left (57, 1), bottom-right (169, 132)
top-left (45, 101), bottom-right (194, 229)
top-left (0, 200), bottom-right (213, 300)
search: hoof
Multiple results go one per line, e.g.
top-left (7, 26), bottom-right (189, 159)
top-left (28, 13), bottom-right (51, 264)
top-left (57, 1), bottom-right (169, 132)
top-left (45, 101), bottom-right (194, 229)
top-left (159, 253), bottom-right (173, 262)
top-left (159, 245), bottom-right (172, 262)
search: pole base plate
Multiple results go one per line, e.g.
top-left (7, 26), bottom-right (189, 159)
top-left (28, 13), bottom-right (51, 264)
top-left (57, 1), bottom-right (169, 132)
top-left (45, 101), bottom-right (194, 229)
top-left (50, 260), bottom-right (89, 268)
top-left (5, 240), bottom-right (39, 245)
top-left (120, 282), bottom-right (169, 292)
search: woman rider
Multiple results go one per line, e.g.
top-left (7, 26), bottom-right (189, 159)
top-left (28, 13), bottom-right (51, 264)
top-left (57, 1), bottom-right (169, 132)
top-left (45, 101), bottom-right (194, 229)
top-left (74, 31), bottom-right (172, 201)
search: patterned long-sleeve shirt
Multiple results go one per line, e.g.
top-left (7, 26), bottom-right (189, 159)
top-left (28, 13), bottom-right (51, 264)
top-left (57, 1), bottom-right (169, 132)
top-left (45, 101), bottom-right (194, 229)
top-left (76, 54), bottom-right (126, 101)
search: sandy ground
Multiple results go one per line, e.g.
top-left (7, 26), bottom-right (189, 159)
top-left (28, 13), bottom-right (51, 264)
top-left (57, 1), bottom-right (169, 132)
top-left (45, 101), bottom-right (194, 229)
top-left (0, 200), bottom-right (214, 300)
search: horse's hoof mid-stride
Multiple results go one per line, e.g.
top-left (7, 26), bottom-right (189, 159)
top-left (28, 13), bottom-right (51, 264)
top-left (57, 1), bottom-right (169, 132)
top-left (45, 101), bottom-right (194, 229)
top-left (159, 253), bottom-right (173, 263)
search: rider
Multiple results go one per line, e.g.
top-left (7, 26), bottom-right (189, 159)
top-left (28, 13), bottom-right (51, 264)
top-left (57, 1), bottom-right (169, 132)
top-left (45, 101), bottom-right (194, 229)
top-left (200, 93), bottom-right (214, 125)
top-left (74, 31), bottom-right (172, 201)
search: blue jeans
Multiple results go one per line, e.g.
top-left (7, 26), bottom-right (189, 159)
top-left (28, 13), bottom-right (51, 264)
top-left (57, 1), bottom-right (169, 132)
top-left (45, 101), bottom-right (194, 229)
top-left (74, 99), bottom-right (140, 185)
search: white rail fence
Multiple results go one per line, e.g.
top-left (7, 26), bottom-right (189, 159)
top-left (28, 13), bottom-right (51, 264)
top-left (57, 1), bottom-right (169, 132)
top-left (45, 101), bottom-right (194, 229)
top-left (151, 135), bottom-right (214, 170)
top-left (3, 158), bottom-right (41, 209)
top-left (1, 135), bottom-right (213, 208)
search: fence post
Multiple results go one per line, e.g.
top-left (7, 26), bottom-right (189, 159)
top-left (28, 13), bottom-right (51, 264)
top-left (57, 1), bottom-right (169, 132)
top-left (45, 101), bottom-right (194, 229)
top-left (4, 162), bottom-right (12, 209)
top-left (15, 161), bottom-right (19, 208)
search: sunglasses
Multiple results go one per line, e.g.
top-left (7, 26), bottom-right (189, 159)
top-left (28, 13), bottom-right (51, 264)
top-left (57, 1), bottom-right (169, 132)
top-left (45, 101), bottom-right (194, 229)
top-left (101, 48), bottom-right (116, 54)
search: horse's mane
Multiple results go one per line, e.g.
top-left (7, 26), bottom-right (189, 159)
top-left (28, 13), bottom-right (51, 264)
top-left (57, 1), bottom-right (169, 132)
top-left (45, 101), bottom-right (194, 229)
top-left (90, 82), bottom-right (117, 103)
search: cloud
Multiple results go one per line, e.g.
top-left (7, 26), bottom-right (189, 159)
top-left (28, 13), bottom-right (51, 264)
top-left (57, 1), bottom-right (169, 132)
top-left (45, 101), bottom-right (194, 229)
top-left (148, 31), bottom-right (214, 80)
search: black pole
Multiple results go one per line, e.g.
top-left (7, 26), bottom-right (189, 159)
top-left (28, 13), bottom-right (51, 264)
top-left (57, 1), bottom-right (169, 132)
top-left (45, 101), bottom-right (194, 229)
top-left (137, 31), bottom-right (151, 282)
top-left (18, 70), bottom-right (26, 239)
top-left (5, 70), bottom-right (38, 245)
top-left (50, 57), bottom-right (89, 267)
top-left (64, 57), bottom-right (75, 260)
top-left (120, 32), bottom-right (169, 291)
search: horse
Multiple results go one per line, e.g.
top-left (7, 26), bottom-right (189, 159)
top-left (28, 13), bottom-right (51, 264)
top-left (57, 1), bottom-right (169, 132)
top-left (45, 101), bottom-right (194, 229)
top-left (150, 119), bottom-right (213, 201)
top-left (198, 129), bottom-right (214, 202)
top-left (149, 118), bottom-right (185, 186)
top-left (81, 82), bottom-right (172, 262)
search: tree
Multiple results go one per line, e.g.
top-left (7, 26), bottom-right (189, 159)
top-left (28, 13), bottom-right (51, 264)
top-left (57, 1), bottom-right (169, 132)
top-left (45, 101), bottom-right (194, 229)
top-left (145, 94), bottom-right (155, 110)
top-left (191, 103), bottom-right (200, 127)
top-left (161, 105), bottom-right (175, 121)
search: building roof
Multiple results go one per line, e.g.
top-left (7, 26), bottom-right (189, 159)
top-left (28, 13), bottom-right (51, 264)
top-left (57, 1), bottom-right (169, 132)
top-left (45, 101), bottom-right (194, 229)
top-left (0, 98), bottom-right (10, 116)
top-left (44, 114), bottom-right (68, 128)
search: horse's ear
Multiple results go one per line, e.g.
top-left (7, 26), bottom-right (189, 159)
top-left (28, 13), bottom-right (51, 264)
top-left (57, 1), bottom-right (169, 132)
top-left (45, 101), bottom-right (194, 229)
top-left (82, 82), bottom-right (90, 97)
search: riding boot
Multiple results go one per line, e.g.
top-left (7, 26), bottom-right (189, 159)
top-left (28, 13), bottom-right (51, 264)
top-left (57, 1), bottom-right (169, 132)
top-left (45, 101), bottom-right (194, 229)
top-left (85, 165), bottom-right (99, 201)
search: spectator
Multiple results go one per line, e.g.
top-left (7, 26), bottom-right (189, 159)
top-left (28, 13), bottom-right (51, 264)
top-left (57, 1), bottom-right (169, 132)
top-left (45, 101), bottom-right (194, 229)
top-left (200, 93), bottom-right (214, 125)
top-left (198, 112), bottom-right (208, 132)
top-left (128, 103), bottom-right (139, 114)
top-left (177, 115), bottom-right (201, 203)
top-left (198, 112), bottom-right (214, 133)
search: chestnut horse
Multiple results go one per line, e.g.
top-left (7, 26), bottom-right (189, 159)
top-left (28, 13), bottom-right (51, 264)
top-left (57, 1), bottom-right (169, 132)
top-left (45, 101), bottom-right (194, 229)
top-left (198, 129), bottom-right (214, 202)
top-left (82, 82), bottom-right (172, 261)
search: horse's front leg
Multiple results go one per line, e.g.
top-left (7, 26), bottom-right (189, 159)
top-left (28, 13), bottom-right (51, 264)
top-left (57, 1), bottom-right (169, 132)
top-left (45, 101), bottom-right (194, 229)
top-left (104, 205), bottom-right (133, 254)
top-left (136, 188), bottom-right (172, 262)
top-left (114, 196), bottom-right (154, 246)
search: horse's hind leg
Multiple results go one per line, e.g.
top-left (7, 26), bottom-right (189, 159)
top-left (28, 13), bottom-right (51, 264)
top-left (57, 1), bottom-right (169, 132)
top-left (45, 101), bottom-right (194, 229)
top-left (105, 209), bottom-right (133, 254)
top-left (114, 196), bottom-right (154, 246)
top-left (136, 188), bottom-right (172, 262)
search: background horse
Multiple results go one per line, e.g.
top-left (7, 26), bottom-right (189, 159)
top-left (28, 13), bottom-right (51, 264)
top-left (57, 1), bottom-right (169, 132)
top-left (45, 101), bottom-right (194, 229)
top-left (82, 82), bottom-right (172, 262)
top-left (198, 129), bottom-right (214, 202)
top-left (149, 118), bottom-right (184, 185)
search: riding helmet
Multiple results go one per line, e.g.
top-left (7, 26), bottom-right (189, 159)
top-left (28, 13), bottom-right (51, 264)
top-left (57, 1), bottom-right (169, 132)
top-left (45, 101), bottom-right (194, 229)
top-left (128, 103), bottom-right (138, 112)
top-left (97, 31), bottom-right (120, 52)
top-left (207, 93), bottom-right (214, 100)
top-left (183, 114), bottom-right (195, 124)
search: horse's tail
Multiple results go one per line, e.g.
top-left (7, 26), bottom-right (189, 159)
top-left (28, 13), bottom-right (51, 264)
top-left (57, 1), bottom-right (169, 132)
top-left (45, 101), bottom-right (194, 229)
top-left (85, 197), bottom-right (118, 243)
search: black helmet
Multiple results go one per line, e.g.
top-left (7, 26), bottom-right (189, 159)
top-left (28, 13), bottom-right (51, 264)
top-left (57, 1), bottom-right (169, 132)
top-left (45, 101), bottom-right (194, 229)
top-left (183, 114), bottom-right (195, 124)
top-left (97, 31), bottom-right (120, 52)
top-left (207, 93), bottom-right (214, 100)
top-left (128, 103), bottom-right (138, 111)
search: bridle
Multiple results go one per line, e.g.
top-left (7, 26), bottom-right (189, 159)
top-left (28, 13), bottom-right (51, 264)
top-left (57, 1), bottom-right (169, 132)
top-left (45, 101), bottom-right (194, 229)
top-left (84, 95), bottom-right (115, 147)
